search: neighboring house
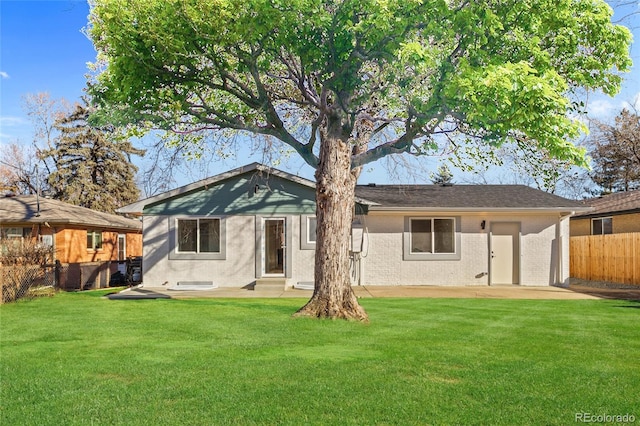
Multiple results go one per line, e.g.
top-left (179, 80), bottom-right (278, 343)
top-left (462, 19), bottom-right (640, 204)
top-left (0, 195), bottom-right (142, 289)
top-left (569, 190), bottom-right (640, 286)
top-left (570, 190), bottom-right (640, 236)
top-left (118, 163), bottom-right (589, 290)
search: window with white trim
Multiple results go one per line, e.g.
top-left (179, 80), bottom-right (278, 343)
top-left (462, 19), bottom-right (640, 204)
top-left (40, 235), bottom-right (53, 247)
top-left (177, 218), bottom-right (221, 253)
top-left (410, 218), bottom-right (455, 254)
top-left (307, 216), bottom-right (317, 244)
top-left (592, 217), bottom-right (613, 235)
top-left (87, 230), bottom-right (103, 250)
top-left (300, 215), bottom-right (317, 250)
top-left (404, 216), bottom-right (461, 261)
top-left (1, 227), bottom-right (30, 239)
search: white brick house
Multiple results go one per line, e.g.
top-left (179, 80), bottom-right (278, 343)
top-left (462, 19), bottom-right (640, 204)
top-left (118, 163), bottom-right (589, 290)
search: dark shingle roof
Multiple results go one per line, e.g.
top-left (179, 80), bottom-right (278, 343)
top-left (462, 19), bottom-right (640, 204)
top-left (572, 190), bottom-right (640, 218)
top-left (117, 163), bottom-right (589, 215)
top-left (0, 195), bottom-right (141, 231)
top-left (355, 184), bottom-right (586, 210)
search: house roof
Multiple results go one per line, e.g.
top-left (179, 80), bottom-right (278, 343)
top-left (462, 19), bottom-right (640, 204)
top-left (355, 184), bottom-right (588, 212)
top-left (0, 195), bottom-right (142, 231)
top-left (116, 162), bottom-right (590, 215)
top-left (572, 189), bottom-right (640, 218)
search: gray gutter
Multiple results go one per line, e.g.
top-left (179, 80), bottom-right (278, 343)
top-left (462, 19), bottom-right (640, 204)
top-left (366, 206), bottom-right (594, 214)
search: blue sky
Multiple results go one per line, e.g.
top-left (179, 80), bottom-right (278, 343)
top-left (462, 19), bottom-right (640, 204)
top-left (1, 1), bottom-right (93, 134)
top-left (1, 0), bottom-right (639, 188)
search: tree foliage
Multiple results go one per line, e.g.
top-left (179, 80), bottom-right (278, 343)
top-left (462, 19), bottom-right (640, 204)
top-left (88, 0), bottom-right (630, 166)
top-left (41, 100), bottom-right (145, 213)
top-left (88, 0), bottom-right (631, 319)
top-left (589, 108), bottom-right (640, 193)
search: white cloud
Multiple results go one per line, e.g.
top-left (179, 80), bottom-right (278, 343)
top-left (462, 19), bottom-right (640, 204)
top-left (621, 92), bottom-right (640, 111)
top-left (586, 98), bottom-right (616, 118)
top-left (0, 117), bottom-right (29, 142)
top-left (0, 116), bottom-right (27, 127)
top-left (0, 71), bottom-right (9, 79)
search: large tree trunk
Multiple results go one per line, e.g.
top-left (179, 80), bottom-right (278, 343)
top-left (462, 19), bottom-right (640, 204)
top-left (294, 119), bottom-right (369, 321)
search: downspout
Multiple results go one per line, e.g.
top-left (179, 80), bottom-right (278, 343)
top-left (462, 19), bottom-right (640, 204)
top-left (556, 211), bottom-right (575, 287)
top-left (556, 214), bottom-right (562, 286)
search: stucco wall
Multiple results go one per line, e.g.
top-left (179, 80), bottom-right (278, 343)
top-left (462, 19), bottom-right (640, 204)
top-left (141, 212), bottom-right (568, 288)
top-left (142, 215), bottom-right (315, 288)
top-left (359, 212), bottom-right (566, 286)
top-left (559, 216), bottom-right (571, 285)
top-left (359, 214), bottom-right (486, 286)
top-left (518, 215), bottom-right (561, 286)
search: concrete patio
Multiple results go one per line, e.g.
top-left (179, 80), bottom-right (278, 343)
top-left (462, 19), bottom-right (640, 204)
top-left (106, 284), bottom-right (640, 301)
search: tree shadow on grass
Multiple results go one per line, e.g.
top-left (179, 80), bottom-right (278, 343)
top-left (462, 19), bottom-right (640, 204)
top-left (569, 285), bottom-right (640, 303)
top-left (613, 299), bottom-right (640, 309)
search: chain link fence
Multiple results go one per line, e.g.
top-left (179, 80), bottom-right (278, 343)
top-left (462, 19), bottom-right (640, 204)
top-left (1, 238), bottom-right (57, 304)
top-left (1, 263), bottom-right (58, 304)
top-left (1, 237), bottom-right (141, 303)
top-left (1, 259), bottom-right (142, 303)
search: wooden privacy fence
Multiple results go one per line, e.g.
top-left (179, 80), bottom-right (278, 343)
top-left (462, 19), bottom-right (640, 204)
top-left (570, 233), bottom-right (640, 285)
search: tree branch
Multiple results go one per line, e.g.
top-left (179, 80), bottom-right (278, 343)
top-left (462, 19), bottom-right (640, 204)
top-left (351, 133), bottom-right (415, 169)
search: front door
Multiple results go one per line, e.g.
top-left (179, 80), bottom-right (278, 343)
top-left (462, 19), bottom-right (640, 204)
top-left (490, 222), bottom-right (520, 285)
top-left (263, 218), bottom-right (286, 276)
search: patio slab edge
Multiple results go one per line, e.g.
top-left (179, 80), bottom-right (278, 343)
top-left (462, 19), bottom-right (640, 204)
top-left (104, 285), bottom-right (626, 301)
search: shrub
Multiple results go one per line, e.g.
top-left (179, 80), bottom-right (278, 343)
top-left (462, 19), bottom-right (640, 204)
top-left (0, 238), bottom-right (54, 303)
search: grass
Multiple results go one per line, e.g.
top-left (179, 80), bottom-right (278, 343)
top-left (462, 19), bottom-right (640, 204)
top-left (1, 291), bottom-right (639, 425)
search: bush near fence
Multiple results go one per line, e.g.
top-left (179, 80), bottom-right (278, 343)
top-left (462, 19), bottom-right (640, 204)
top-left (0, 238), bottom-right (56, 303)
top-left (570, 232), bottom-right (640, 286)
top-left (1, 235), bottom-right (142, 302)
top-left (1, 264), bottom-right (57, 303)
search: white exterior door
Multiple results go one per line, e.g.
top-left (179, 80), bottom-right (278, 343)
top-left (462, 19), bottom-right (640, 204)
top-left (490, 222), bottom-right (520, 285)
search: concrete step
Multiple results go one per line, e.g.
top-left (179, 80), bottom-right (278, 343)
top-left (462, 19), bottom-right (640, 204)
top-left (254, 278), bottom-right (287, 291)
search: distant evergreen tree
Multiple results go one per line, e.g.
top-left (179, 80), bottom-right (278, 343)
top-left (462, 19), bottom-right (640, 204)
top-left (42, 100), bottom-right (145, 213)
top-left (430, 164), bottom-right (454, 185)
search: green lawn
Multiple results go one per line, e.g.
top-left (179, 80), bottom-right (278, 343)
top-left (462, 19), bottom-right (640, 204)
top-left (1, 291), bottom-right (638, 425)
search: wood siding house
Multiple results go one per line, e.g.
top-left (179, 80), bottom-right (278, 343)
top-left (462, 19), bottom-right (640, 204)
top-left (118, 163), bottom-right (588, 290)
top-left (0, 195), bottom-right (142, 289)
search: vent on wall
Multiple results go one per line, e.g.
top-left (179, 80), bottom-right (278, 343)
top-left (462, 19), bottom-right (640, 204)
top-left (168, 281), bottom-right (217, 291)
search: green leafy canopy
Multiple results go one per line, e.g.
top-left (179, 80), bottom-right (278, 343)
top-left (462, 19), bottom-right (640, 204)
top-left (87, 0), bottom-right (632, 169)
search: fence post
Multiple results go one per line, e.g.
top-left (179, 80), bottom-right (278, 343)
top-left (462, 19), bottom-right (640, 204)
top-left (54, 260), bottom-right (60, 289)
